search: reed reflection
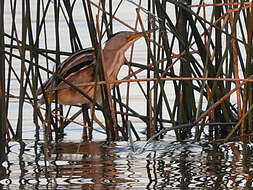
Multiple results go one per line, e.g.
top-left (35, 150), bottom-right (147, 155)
top-left (241, 143), bottom-right (253, 188)
top-left (46, 141), bottom-right (130, 189)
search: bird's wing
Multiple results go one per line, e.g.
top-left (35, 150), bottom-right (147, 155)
top-left (36, 48), bottom-right (96, 95)
top-left (59, 48), bottom-right (95, 77)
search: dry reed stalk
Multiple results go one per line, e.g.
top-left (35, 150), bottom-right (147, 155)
top-left (82, 108), bottom-right (88, 140)
top-left (51, 111), bottom-right (106, 134)
top-left (225, 104), bottom-right (253, 142)
top-left (149, 90), bottom-right (153, 137)
top-left (188, 2), bottom-right (251, 8)
top-left (228, 1), bottom-right (242, 122)
top-left (86, 0), bottom-right (117, 140)
top-left (206, 72), bottom-right (214, 140)
top-left (95, 3), bottom-right (119, 140)
top-left (4, 0), bottom-right (252, 142)
top-left (90, 1), bottom-right (136, 31)
top-left (137, 6), bottom-right (174, 116)
top-left (192, 74), bottom-right (253, 128)
top-left (90, 0), bottom-right (162, 48)
top-left (242, 1), bottom-right (253, 138)
top-left (122, 49), bottom-right (194, 82)
top-left (50, 77), bottom-right (253, 91)
top-left (125, 5), bottom-right (141, 127)
top-left (203, 2), bottom-right (207, 47)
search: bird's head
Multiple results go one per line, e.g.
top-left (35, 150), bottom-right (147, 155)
top-left (104, 29), bottom-right (156, 52)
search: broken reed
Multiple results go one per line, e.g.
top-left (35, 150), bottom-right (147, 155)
top-left (1, 0), bottom-right (253, 143)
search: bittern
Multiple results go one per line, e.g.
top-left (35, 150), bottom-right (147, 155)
top-left (37, 30), bottom-right (154, 128)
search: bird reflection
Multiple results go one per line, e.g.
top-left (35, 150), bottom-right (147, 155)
top-left (47, 141), bottom-right (134, 189)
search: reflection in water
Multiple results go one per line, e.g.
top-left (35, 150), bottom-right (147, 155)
top-left (47, 141), bottom-right (129, 189)
top-left (0, 140), bottom-right (253, 189)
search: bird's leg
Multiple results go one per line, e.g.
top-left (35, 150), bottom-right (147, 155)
top-left (82, 104), bottom-right (90, 141)
top-left (89, 105), bottom-right (106, 131)
top-left (42, 111), bottom-right (53, 141)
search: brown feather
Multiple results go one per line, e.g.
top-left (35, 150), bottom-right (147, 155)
top-left (36, 48), bottom-right (95, 97)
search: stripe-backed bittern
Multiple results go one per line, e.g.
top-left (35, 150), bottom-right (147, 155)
top-left (37, 30), bottom-right (154, 106)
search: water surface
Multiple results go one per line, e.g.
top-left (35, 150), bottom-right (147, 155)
top-left (1, 135), bottom-right (253, 189)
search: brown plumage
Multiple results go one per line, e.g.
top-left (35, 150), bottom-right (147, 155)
top-left (37, 30), bottom-right (155, 105)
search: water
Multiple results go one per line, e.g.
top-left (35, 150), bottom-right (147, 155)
top-left (1, 138), bottom-right (253, 189)
top-left (2, 0), bottom-right (252, 189)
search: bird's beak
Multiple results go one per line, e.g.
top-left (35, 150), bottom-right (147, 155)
top-left (127, 28), bottom-right (157, 42)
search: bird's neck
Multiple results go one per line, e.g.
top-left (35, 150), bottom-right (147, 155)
top-left (102, 49), bottom-right (126, 82)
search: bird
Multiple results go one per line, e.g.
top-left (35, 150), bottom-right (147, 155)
top-left (37, 29), bottom-right (155, 106)
top-left (36, 29), bottom-right (155, 133)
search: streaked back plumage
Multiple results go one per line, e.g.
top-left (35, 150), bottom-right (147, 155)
top-left (36, 48), bottom-right (95, 96)
top-left (37, 31), bottom-right (148, 105)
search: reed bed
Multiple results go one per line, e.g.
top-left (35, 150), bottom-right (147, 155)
top-left (1, 0), bottom-right (253, 150)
